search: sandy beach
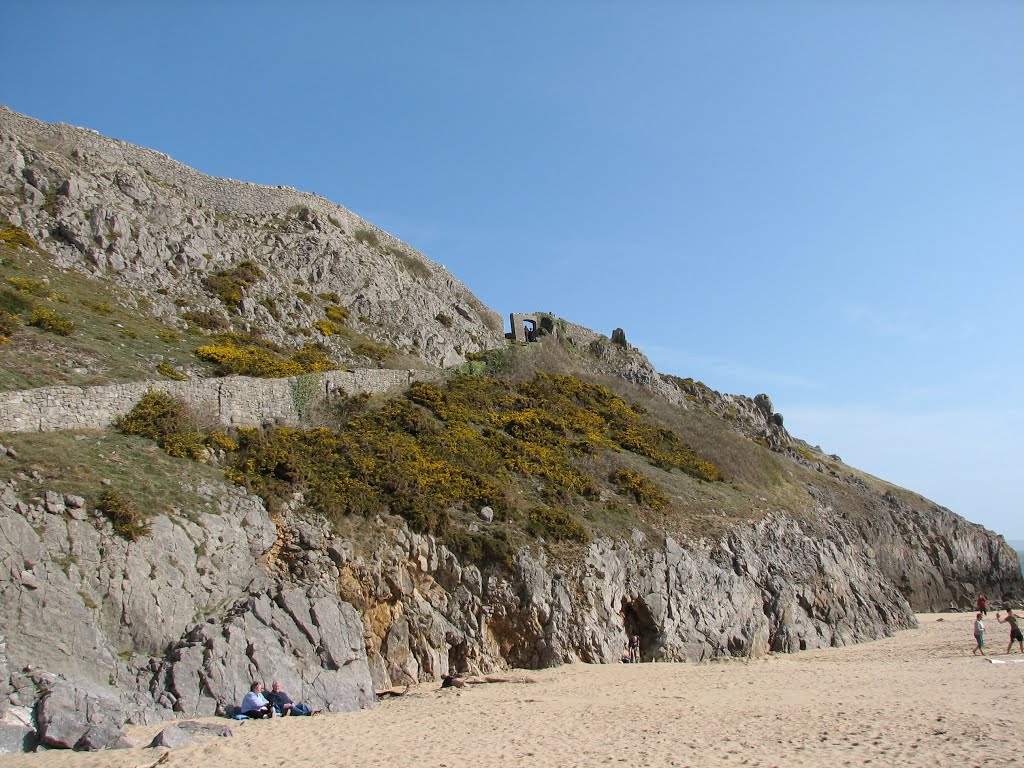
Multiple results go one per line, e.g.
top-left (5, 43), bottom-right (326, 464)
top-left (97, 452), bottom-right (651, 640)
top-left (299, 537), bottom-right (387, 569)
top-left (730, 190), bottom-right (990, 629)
top-left (2, 612), bottom-right (1021, 768)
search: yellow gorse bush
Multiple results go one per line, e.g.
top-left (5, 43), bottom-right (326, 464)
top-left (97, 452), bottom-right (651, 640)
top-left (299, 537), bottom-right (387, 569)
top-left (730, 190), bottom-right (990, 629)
top-left (196, 338), bottom-right (336, 378)
top-left (117, 372), bottom-right (723, 566)
top-left (28, 307), bottom-right (75, 336)
top-left (0, 225), bottom-right (40, 251)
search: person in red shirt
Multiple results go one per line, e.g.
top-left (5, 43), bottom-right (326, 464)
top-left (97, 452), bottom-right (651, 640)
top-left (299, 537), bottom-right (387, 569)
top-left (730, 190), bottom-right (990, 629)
top-left (976, 595), bottom-right (988, 616)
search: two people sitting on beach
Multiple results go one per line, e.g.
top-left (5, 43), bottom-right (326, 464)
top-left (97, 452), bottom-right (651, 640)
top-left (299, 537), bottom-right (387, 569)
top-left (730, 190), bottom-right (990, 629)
top-left (240, 681), bottom-right (317, 718)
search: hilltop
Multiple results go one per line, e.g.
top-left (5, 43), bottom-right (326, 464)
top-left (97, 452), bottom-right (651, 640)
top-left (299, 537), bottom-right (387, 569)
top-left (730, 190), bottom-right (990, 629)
top-left (0, 105), bottom-right (1021, 752)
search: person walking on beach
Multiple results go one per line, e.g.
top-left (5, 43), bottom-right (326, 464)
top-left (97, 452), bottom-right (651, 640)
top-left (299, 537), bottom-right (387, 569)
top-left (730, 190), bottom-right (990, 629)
top-left (996, 608), bottom-right (1024, 654)
top-left (972, 612), bottom-right (986, 656)
top-left (976, 594), bottom-right (988, 616)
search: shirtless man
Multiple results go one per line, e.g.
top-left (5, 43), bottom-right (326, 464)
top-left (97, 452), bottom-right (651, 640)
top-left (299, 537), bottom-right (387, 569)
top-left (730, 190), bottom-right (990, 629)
top-left (996, 608), bottom-right (1024, 654)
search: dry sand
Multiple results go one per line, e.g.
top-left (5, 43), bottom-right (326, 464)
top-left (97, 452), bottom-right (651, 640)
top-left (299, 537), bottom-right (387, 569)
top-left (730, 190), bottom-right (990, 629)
top-left (2, 612), bottom-right (1022, 768)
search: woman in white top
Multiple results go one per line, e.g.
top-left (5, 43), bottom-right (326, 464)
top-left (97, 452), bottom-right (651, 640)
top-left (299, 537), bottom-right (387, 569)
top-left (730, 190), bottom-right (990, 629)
top-left (972, 613), bottom-right (986, 656)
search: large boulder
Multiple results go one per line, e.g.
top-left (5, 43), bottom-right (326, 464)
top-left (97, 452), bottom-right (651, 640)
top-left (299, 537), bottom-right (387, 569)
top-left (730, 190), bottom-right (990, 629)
top-left (35, 678), bottom-right (126, 751)
top-left (0, 706), bottom-right (36, 754)
top-left (158, 585), bottom-right (375, 717)
top-left (148, 725), bottom-right (197, 750)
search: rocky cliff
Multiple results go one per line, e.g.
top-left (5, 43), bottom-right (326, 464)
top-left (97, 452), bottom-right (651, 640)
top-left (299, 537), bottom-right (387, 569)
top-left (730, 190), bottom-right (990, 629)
top-left (1, 106), bottom-right (1021, 753)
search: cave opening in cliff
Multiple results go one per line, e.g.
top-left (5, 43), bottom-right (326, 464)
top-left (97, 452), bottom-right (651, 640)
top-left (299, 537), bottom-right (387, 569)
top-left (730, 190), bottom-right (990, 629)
top-left (448, 640), bottom-right (471, 675)
top-left (620, 598), bottom-right (659, 661)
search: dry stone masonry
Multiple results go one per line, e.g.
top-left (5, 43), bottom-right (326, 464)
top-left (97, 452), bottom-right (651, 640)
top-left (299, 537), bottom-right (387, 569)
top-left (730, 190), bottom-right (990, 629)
top-left (0, 368), bottom-right (441, 433)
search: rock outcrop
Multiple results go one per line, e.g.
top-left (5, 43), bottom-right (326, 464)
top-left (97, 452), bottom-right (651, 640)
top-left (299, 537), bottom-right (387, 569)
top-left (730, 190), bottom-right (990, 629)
top-left (0, 105), bottom-right (505, 368)
top-left (0, 475), bottom-right (374, 735)
top-left (34, 677), bottom-right (128, 751)
top-left (2, 467), bottom-right (1018, 751)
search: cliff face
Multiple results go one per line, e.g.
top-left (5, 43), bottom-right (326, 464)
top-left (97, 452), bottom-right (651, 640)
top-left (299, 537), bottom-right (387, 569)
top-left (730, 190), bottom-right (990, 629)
top-left (0, 478), bottom-right (919, 722)
top-left (1, 106), bottom-right (1021, 753)
top-left (1, 462), bottom-right (1019, 749)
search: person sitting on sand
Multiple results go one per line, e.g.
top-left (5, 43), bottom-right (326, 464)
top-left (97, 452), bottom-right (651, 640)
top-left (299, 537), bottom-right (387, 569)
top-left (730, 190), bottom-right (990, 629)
top-left (267, 681), bottom-right (316, 716)
top-left (241, 681), bottom-right (275, 718)
top-left (996, 608), bottom-right (1024, 654)
top-left (440, 674), bottom-right (531, 689)
top-left (972, 612), bottom-right (986, 656)
top-left (375, 686), bottom-right (410, 698)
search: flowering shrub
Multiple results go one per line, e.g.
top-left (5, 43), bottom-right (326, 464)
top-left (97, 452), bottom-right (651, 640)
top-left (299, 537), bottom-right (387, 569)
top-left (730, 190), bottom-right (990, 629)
top-left (28, 307), bottom-right (75, 336)
top-left (0, 309), bottom-right (19, 342)
top-left (98, 488), bottom-right (150, 541)
top-left (117, 390), bottom-right (237, 463)
top-left (156, 361), bottom-right (190, 381)
top-left (7, 277), bottom-right (51, 297)
top-left (202, 261), bottom-right (265, 312)
top-left (324, 305), bottom-right (349, 323)
top-left (196, 339), bottom-right (335, 378)
top-left (119, 372), bottom-right (723, 567)
top-left (0, 226), bottom-right (40, 251)
top-left (312, 320), bottom-right (343, 337)
top-left (610, 468), bottom-right (667, 510)
top-left (116, 390), bottom-right (188, 441)
top-left (526, 506), bottom-right (587, 542)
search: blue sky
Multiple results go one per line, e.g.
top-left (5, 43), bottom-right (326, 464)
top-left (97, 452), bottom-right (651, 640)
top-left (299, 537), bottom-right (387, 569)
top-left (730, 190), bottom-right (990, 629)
top-left (3, 1), bottom-right (1022, 539)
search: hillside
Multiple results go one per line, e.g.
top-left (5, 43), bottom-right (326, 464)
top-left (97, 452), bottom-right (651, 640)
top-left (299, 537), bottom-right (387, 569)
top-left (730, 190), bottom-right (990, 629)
top-left (1, 105), bottom-right (1021, 752)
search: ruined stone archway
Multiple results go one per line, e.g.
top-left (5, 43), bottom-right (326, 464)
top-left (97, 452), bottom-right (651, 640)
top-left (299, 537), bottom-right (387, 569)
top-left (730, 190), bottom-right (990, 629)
top-left (509, 313), bottom-right (540, 343)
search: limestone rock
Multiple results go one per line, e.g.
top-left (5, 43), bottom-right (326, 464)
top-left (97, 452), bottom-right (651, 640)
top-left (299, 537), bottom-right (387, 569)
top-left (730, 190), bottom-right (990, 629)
top-left (148, 725), bottom-right (197, 749)
top-left (0, 707), bottom-right (36, 754)
top-left (0, 105), bottom-right (506, 368)
top-left (35, 679), bottom-right (126, 750)
top-left (0, 103), bottom-right (1021, 755)
top-left (159, 585), bottom-right (375, 717)
top-left (175, 720), bottom-right (233, 738)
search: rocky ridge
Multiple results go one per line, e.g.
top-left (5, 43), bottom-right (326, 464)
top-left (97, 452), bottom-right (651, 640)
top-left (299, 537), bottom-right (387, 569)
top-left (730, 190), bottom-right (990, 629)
top-left (0, 105), bottom-right (504, 368)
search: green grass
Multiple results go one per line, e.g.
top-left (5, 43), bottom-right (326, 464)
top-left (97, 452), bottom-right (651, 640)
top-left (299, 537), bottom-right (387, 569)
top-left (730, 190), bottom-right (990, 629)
top-left (0, 242), bottom-right (217, 391)
top-left (0, 430), bottom-right (225, 522)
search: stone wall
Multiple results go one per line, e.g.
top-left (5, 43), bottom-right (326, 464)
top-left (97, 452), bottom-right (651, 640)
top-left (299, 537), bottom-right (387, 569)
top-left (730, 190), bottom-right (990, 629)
top-left (0, 368), bottom-right (442, 434)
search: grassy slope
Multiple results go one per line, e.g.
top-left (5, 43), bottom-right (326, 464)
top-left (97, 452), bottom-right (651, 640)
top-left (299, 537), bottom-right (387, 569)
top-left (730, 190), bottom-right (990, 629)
top-left (0, 429), bottom-right (226, 522)
top-left (0, 230), bottom-right (423, 391)
top-left (0, 238), bottom-right (214, 390)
